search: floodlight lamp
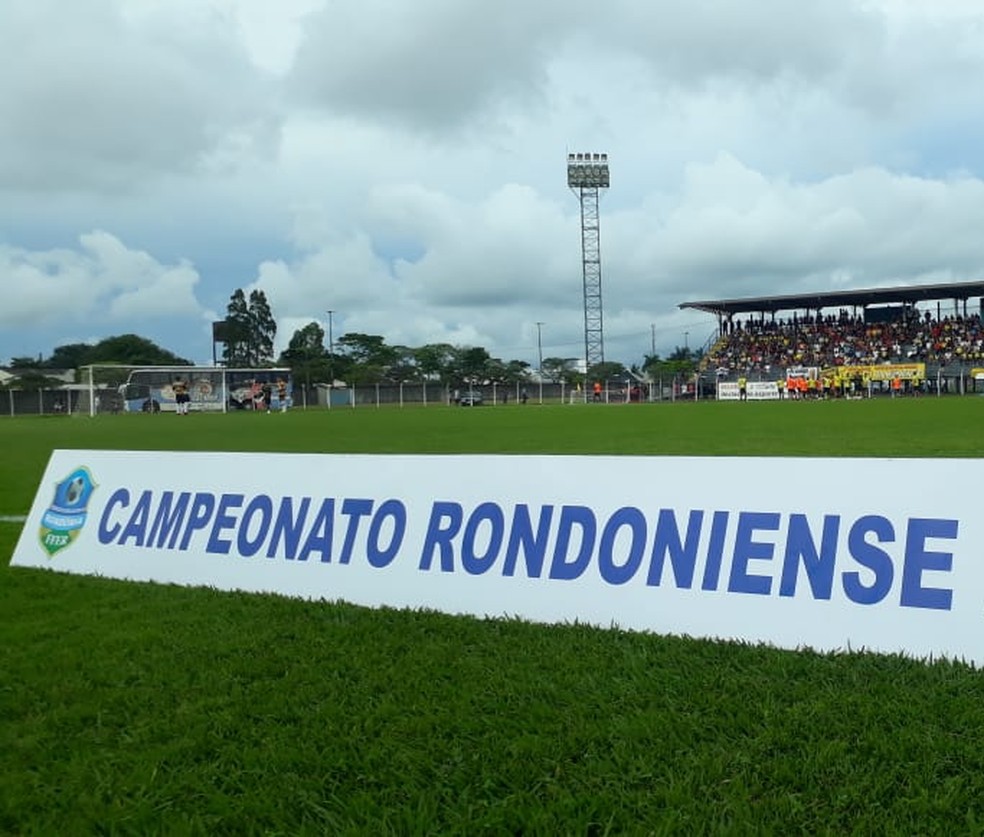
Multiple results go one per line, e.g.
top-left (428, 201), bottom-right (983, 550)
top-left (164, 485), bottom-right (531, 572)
top-left (567, 151), bottom-right (610, 188)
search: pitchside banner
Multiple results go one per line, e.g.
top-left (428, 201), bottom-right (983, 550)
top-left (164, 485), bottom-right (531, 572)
top-left (718, 381), bottom-right (779, 400)
top-left (11, 450), bottom-right (984, 664)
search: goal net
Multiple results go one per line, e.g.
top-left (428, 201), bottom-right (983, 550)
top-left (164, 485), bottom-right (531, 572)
top-left (79, 366), bottom-right (294, 416)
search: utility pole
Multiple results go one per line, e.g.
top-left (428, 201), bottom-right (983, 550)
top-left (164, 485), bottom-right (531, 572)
top-left (326, 310), bottom-right (335, 388)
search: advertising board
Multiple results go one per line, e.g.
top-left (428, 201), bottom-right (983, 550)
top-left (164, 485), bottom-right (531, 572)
top-left (12, 450), bottom-right (981, 664)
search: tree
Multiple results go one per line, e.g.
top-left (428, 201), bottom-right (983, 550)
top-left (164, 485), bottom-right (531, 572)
top-left (278, 322), bottom-right (330, 389)
top-left (387, 346), bottom-right (419, 383)
top-left (458, 347), bottom-right (491, 383)
top-left (643, 349), bottom-right (697, 382)
top-left (249, 290), bottom-right (276, 366)
top-left (39, 336), bottom-right (191, 383)
top-left (280, 322), bottom-right (327, 363)
top-left (87, 334), bottom-right (191, 366)
top-left (588, 361), bottom-right (630, 383)
top-left (222, 289), bottom-right (252, 366)
top-left (414, 343), bottom-right (458, 382)
top-left (45, 343), bottom-right (96, 370)
top-left (220, 288), bottom-right (277, 366)
top-left (484, 357), bottom-right (509, 384)
top-left (335, 333), bottom-right (398, 384)
top-left (76, 335), bottom-right (190, 387)
top-left (541, 357), bottom-right (581, 386)
top-left (502, 360), bottom-right (532, 384)
top-left (9, 356), bottom-right (42, 369)
top-left (641, 353), bottom-right (661, 376)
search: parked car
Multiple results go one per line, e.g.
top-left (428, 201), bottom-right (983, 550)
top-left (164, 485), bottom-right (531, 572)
top-left (458, 389), bottom-right (484, 406)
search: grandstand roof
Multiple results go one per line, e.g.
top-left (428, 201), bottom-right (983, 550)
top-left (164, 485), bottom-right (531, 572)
top-left (679, 280), bottom-right (984, 317)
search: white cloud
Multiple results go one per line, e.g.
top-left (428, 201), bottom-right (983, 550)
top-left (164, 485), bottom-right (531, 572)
top-left (124, 0), bottom-right (326, 75)
top-left (231, 153), bottom-right (984, 365)
top-left (288, 0), bottom-right (872, 131)
top-left (638, 156), bottom-right (984, 291)
top-left (0, 0), bottom-right (281, 192)
top-left (288, 0), bottom-right (559, 130)
top-left (5, 0), bottom-right (984, 366)
top-left (0, 231), bottom-right (207, 334)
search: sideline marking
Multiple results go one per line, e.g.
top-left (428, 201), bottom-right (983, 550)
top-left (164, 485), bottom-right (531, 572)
top-left (0, 515), bottom-right (27, 523)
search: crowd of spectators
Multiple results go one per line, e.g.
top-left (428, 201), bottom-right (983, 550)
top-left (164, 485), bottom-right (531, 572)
top-left (705, 310), bottom-right (984, 375)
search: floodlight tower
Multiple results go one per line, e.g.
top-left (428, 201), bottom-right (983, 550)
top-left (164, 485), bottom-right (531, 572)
top-left (567, 152), bottom-right (610, 371)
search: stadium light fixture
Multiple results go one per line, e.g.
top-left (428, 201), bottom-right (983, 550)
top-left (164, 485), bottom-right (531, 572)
top-left (567, 151), bottom-right (610, 372)
top-left (567, 152), bottom-right (610, 189)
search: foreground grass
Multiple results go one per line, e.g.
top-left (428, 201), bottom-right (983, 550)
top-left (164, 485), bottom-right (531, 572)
top-left (4, 398), bottom-right (984, 833)
top-left (5, 542), bottom-right (984, 834)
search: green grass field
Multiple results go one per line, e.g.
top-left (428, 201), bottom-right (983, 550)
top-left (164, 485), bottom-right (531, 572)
top-left (4, 399), bottom-right (984, 834)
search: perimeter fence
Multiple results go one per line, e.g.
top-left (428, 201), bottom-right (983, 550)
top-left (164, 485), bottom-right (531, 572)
top-left (4, 362), bottom-right (982, 416)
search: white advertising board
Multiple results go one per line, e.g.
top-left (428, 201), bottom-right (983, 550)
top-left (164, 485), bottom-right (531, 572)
top-left (717, 381), bottom-right (780, 400)
top-left (11, 450), bottom-right (984, 664)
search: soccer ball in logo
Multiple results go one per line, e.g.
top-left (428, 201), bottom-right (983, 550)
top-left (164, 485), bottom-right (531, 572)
top-left (42, 467), bottom-right (97, 557)
top-left (66, 475), bottom-right (86, 505)
top-left (54, 469), bottom-right (94, 511)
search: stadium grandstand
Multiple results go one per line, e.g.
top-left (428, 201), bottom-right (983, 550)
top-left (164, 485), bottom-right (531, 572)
top-left (680, 280), bottom-right (984, 398)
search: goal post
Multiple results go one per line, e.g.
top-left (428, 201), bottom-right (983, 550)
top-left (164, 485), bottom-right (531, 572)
top-left (80, 366), bottom-right (294, 415)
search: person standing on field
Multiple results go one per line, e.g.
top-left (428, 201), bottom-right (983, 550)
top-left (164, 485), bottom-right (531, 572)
top-left (173, 377), bottom-right (190, 415)
top-left (277, 378), bottom-right (288, 412)
top-left (248, 379), bottom-right (262, 410)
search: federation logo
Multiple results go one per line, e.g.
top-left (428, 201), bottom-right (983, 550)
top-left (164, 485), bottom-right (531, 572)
top-left (39, 467), bottom-right (97, 557)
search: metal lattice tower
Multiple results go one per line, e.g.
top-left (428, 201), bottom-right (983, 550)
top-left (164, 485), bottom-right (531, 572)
top-left (567, 152), bottom-right (609, 371)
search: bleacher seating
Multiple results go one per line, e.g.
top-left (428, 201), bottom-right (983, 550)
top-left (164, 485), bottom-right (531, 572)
top-left (704, 311), bottom-right (984, 375)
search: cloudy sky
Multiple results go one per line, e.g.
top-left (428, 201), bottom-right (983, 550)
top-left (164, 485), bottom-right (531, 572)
top-left (4, 0), bottom-right (984, 368)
